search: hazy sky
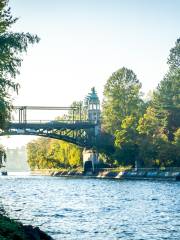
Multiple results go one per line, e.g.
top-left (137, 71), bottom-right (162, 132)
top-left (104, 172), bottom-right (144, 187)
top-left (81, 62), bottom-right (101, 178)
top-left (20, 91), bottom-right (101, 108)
top-left (2, 0), bottom-right (180, 147)
top-left (9, 0), bottom-right (180, 103)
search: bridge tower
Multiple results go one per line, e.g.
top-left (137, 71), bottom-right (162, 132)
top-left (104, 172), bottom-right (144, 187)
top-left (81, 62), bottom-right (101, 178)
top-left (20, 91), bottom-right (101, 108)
top-left (83, 87), bottom-right (100, 173)
top-left (85, 87), bottom-right (100, 123)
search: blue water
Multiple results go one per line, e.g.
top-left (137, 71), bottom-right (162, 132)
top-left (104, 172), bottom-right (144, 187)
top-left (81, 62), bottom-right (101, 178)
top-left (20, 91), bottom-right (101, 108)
top-left (0, 174), bottom-right (180, 239)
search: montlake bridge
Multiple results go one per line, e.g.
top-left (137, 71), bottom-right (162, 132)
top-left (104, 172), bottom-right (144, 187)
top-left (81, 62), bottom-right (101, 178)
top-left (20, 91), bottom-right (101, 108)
top-left (0, 88), bottom-right (101, 171)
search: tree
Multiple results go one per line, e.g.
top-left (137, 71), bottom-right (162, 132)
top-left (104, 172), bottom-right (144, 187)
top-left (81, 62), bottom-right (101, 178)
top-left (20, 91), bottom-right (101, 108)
top-left (115, 115), bottom-right (138, 146)
top-left (102, 67), bottom-right (144, 134)
top-left (137, 106), bottom-right (165, 137)
top-left (100, 39), bottom-right (180, 168)
top-left (68, 101), bottom-right (84, 121)
top-left (154, 72), bottom-right (180, 140)
top-left (134, 38), bottom-right (180, 167)
top-left (0, 0), bottom-right (39, 129)
top-left (114, 115), bottom-right (139, 166)
top-left (172, 128), bottom-right (180, 166)
top-left (174, 128), bottom-right (180, 147)
top-left (167, 38), bottom-right (180, 70)
top-left (27, 137), bottom-right (83, 170)
top-left (95, 131), bottom-right (115, 165)
top-left (27, 138), bottom-right (56, 170)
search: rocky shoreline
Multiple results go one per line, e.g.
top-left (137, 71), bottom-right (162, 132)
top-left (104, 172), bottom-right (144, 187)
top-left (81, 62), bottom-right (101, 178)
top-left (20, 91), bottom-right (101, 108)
top-left (0, 214), bottom-right (53, 240)
top-left (32, 169), bottom-right (180, 181)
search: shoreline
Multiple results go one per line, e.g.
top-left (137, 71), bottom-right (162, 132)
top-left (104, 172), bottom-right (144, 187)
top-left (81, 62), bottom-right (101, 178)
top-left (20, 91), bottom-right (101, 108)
top-left (31, 169), bottom-right (180, 181)
top-left (0, 214), bottom-right (53, 240)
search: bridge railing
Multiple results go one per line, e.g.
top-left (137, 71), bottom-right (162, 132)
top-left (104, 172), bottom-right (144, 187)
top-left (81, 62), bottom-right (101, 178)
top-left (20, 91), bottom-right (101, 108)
top-left (11, 105), bottom-right (84, 124)
top-left (10, 119), bottom-right (96, 124)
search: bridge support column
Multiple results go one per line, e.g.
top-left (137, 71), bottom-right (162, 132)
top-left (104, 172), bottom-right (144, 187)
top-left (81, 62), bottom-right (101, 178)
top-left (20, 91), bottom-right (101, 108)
top-left (83, 149), bottom-right (99, 174)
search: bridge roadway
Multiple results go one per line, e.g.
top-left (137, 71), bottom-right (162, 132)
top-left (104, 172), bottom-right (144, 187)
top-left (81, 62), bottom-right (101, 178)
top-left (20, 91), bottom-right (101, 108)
top-left (1, 120), bottom-right (97, 147)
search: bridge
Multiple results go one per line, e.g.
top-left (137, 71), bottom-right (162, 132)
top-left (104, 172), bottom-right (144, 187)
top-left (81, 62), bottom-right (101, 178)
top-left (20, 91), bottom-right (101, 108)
top-left (0, 88), bottom-right (101, 172)
top-left (1, 106), bottom-right (98, 147)
top-left (0, 88), bottom-right (101, 149)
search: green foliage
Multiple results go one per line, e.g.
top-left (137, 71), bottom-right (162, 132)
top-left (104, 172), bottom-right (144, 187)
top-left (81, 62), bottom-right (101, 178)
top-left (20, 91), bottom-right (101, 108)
top-left (102, 67), bottom-right (143, 134)
top-left (0, 214), bottom-right (52, 240)
top-left (115, 115), bottom-right (138, 146)
top-left (48, 139), bottom-right (82, 168)
top-left (174, 128), bottom-right (180, 147)
top-left (96, 131), bottom-right (114, 153)
top-left (0, 214), bottom-right (26, 240)
top-left (0, 0), bottom-right (39, 129)
top-left (152, 69), bottom-right (180, 140)
top-left (114, 115), bottom-right (139, 166)
top-left (68, 101), bottom-right (84, 121)
top-left (27, 38), bottom-right (180, 169)
top-left (27, 138), bottom-right (52, 169)
top-left (137, 106), bottom-right (165, 137)
top-left (172, 128), bottom-right (180, 166)
top-left (0, 97), bottom-right (11, 129)
top-left (167, 38), bottom-right (180, 70)
top-left (27, 138), bottom-right (82, 170)
top-left (101, 38), bottom-right (180, 168)
top-left (0, 1), bottom-right (17, 33)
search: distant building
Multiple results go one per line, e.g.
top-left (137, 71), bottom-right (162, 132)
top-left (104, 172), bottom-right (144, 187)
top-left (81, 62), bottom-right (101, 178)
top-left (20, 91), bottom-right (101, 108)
top-left (6, 146), bottom-right (29, 172)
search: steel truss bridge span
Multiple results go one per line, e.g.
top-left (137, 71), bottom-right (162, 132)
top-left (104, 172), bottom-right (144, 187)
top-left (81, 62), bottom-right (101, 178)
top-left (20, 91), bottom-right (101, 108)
top-left (0, 106), bottom-right (98, 148)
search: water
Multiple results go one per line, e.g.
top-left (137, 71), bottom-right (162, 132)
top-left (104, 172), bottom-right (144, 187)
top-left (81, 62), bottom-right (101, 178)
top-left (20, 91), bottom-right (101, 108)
top-left (0, 173), bottom-right (180, 240)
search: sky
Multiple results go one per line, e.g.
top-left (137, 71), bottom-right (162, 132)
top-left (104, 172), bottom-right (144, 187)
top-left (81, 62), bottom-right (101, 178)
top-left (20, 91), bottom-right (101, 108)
top-left (1, 0), bottom-right (180, 148)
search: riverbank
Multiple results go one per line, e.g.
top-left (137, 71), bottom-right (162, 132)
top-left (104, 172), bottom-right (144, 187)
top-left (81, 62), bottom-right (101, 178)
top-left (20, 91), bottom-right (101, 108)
top-left (31, 168), bottom-right (180, 181)
top-left (0, 214), bottom-right (53, 240)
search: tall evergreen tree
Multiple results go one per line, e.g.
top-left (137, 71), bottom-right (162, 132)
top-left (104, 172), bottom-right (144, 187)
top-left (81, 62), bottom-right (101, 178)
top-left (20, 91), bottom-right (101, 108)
top-left (153, 38), bottom-right (180, 140)
top-left (153, 70), bottom-right (180, 140)
top-left (167, 38), bottom-right (180, 70)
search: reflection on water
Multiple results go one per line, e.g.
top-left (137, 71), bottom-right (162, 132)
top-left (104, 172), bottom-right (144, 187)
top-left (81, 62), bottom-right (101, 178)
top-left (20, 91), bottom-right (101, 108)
top-left (6, 171), bottom-right (30, 176)
top-left (0, 173), bottom-right (180, 239)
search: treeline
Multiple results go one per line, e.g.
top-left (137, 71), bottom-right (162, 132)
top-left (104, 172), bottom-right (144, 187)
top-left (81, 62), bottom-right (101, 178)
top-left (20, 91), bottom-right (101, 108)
top-left (27, 38), bottom-right (180, 170)
top-left (27, 138), bottom-right (82, 170)
top-left (0, 1), bottom-right (179, 170)
top-left (100, 38), bottom-right (180, 168)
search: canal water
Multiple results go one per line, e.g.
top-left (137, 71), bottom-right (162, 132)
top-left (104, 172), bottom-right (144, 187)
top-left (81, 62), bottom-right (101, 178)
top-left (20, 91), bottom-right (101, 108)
top-left (0, 173), bottom-right (180, 240)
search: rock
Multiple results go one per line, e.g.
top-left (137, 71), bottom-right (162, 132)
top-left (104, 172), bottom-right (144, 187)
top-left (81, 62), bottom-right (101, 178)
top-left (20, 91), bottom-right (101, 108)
top-left (176, 174), bottom-right (180, 181)
top-left (23, 225), bottom-right (53, 240)
top-left (0, 214), bottom-right (54, 240)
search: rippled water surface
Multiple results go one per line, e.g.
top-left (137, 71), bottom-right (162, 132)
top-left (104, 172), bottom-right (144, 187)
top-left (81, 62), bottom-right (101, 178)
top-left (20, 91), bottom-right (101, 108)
top-left (0, 173), bottom-right (180, 239)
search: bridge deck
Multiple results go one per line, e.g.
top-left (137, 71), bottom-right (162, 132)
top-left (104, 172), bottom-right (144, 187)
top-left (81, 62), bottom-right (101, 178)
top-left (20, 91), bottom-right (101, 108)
top-left (1, 105), bottom-right (99, 147)
top-left (8, 121), bottom-right (96, 130)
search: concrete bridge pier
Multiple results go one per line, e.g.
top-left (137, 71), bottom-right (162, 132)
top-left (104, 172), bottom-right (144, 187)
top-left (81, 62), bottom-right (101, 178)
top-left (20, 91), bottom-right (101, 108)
top-left (83, 149), bottom-right (99, 174)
